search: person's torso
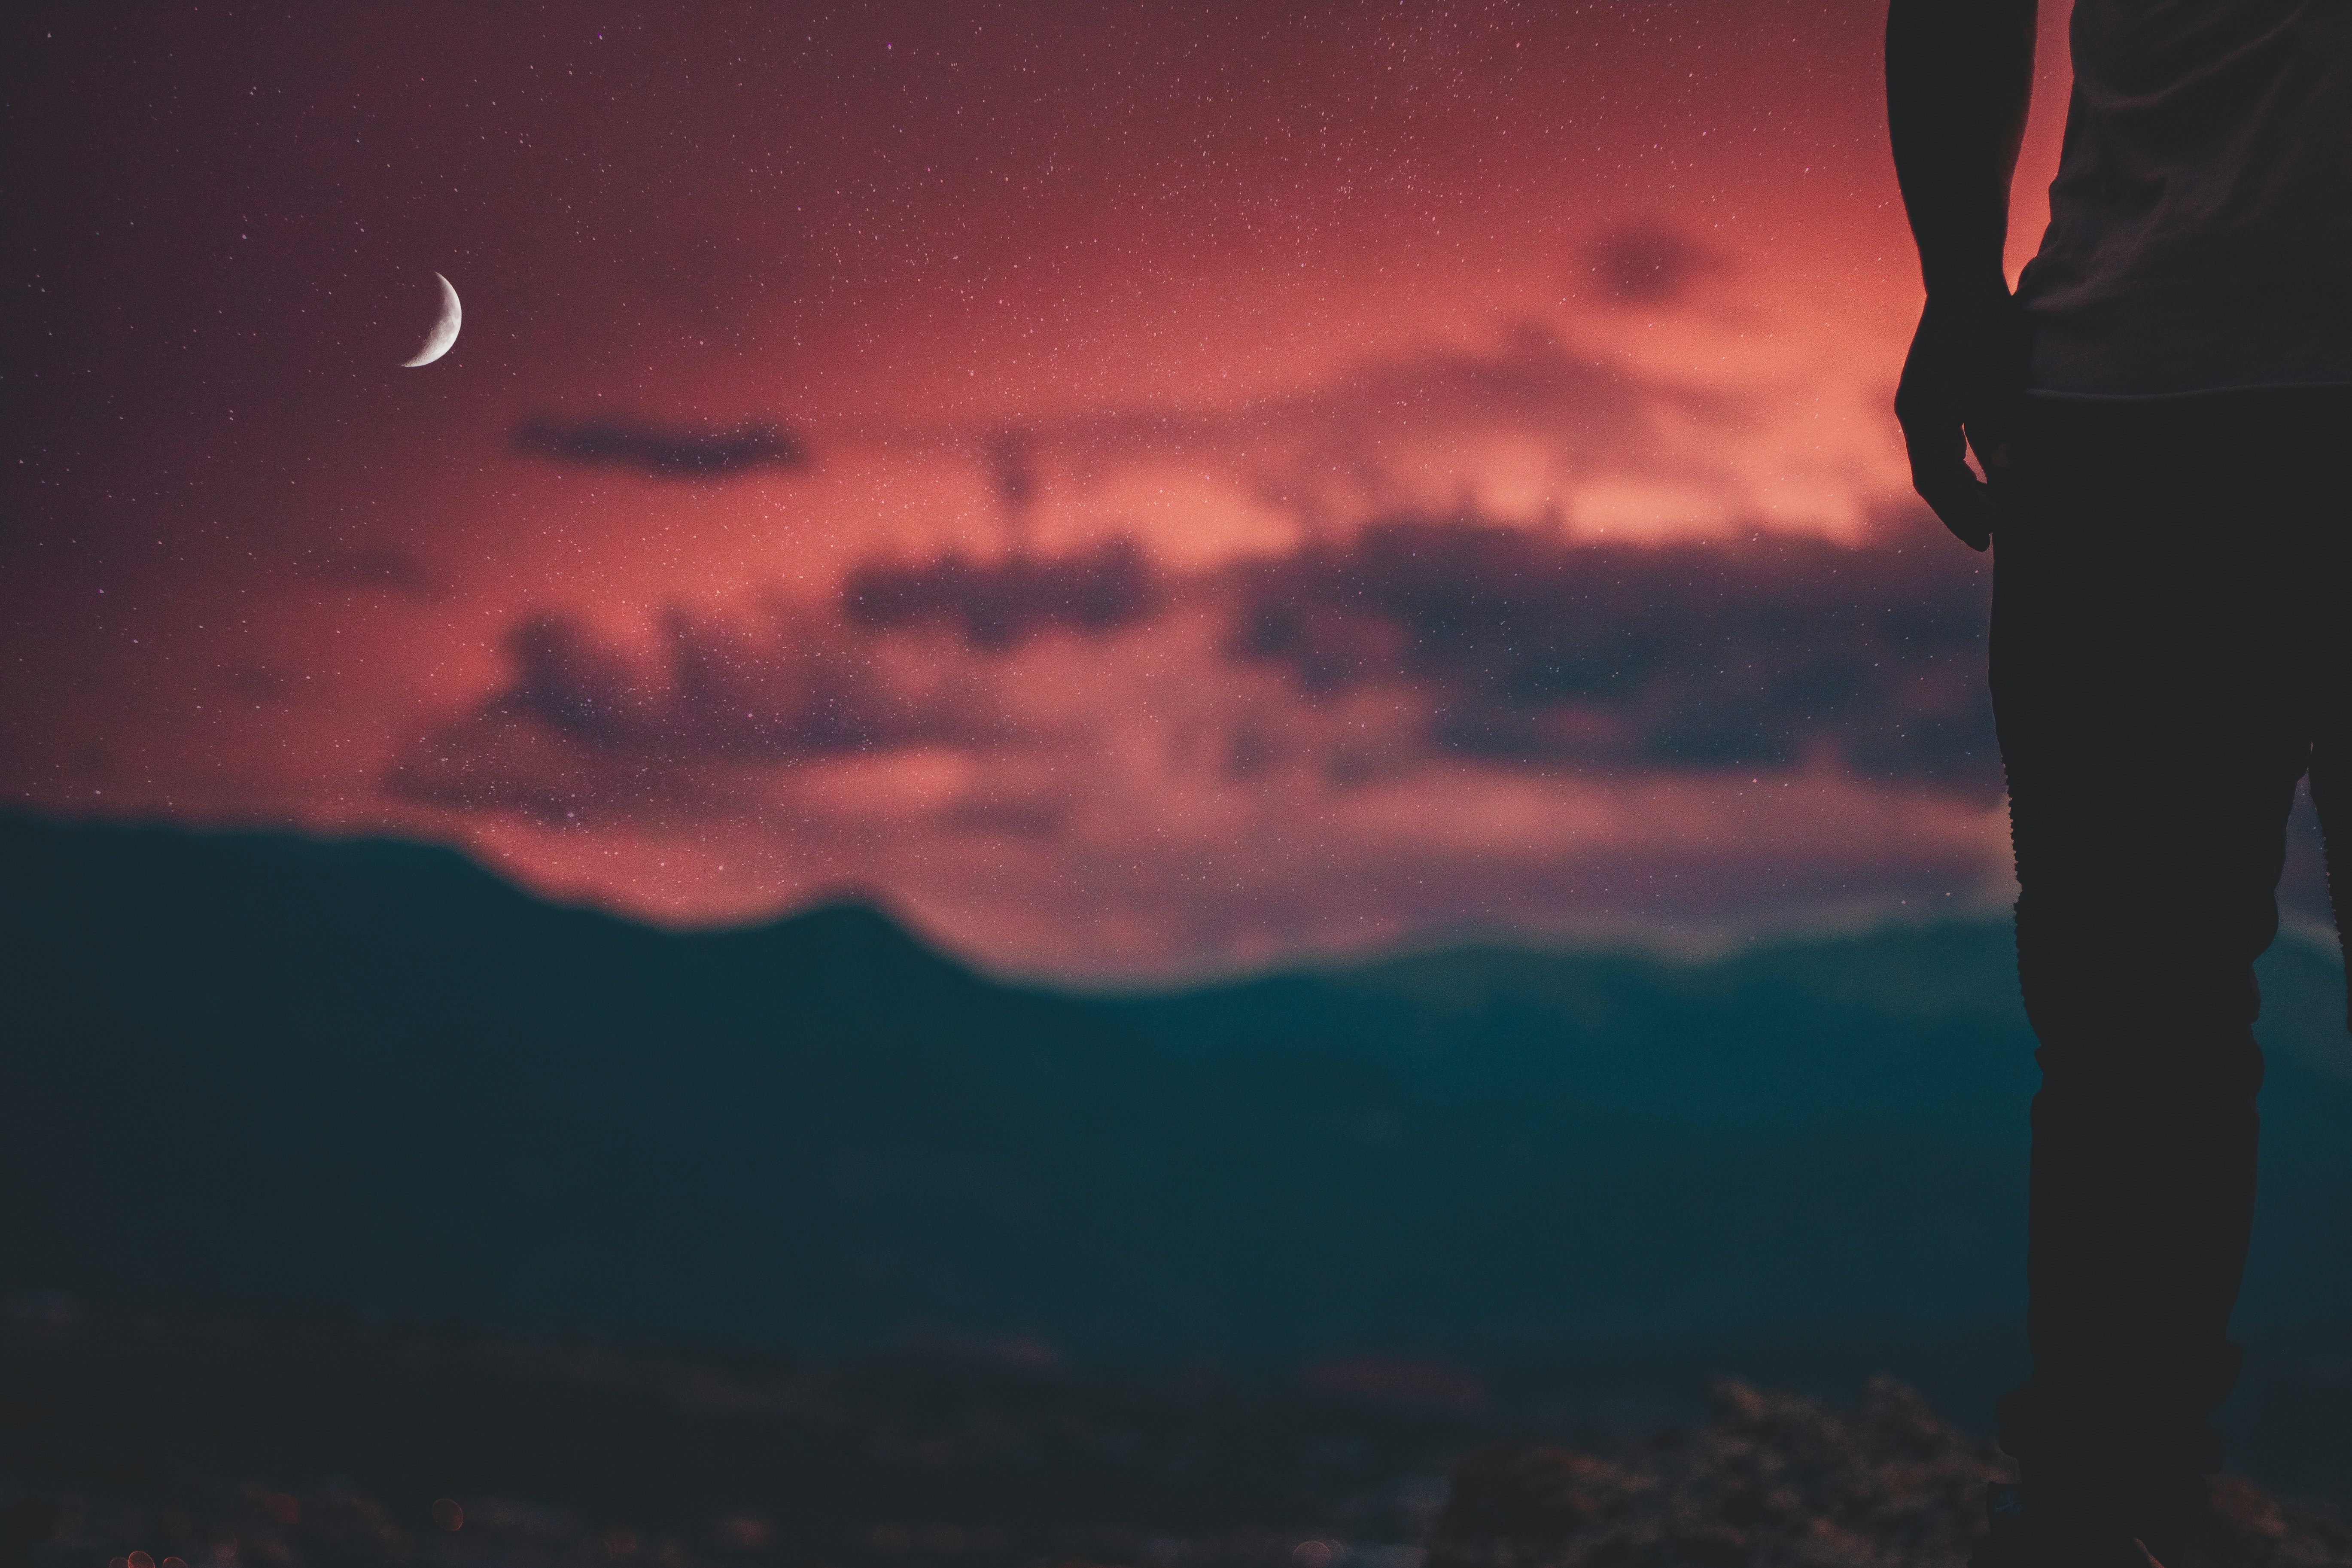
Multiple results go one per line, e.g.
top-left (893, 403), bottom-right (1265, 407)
top-left (2018, 0), bottom-right (2352, 397)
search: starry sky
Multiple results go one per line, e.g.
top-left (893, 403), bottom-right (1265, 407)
top-left (22, 0), bottom-right (2303, 982)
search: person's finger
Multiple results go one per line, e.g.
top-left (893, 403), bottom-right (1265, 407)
top-left (1915, 472), bottom-right (1994, 551)
top-left (1900, 413), bottom-right (1994, 550)
top-left (1899, 418), bottom-right (1976, 508)
top-left (1894, 347), bottom-right (1999, 550)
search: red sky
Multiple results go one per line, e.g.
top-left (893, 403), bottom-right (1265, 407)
top-left (24, 0), bottom-right (2300, 981)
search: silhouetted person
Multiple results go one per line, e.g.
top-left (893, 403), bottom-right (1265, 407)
top-left (1887, 1), bottom-right (2352, 1562)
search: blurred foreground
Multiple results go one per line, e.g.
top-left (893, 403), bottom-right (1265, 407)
top-left (4, 1301), bottom-right (2349, 1568)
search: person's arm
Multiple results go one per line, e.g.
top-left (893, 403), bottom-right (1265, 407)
top-left (1886, 0), bottom-right (2038, 550)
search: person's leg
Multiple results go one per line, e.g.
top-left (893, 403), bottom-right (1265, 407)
top-left (2298, 420), bottom-right (2352, 1020)
top-left (1985, 391), bottom-right (2341, 1556)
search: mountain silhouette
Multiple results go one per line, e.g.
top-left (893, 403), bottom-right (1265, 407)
top-left (6, 813), bottom-right (2349, 1363)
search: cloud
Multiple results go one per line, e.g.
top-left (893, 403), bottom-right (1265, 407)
top-left (822, 328), bottom-right (1717, 542)
top-left (982, 427), bottom-right (1039, 515)
top-left (378, 515), bottom-right (2009, 974)
top-left (1037, 326), bottom-right (1672, 469)
top-left (389, 605), bottom-right (1007, 817)
top-left (843, 536), bottom-right (1162, 651)
top-left (1224, 514), bottom-right (1997, 790)
top-left (512, 415), bottom-right (808, 478)
top-left (394, 515), bottom-right (1994, 832)
top-left (1583, 221), bottom-right (1727, 305)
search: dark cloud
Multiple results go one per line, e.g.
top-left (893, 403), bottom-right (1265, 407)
top-left (389, 606), bottom-right (997, 817)
top-left (393, 516), bottom-right (1997, 834)
top-left (843, 536), bottom-right (1162, 651)
top-left (981, 426), bottom-right (1042, 551)
top-left (512, 416), bottom-right (808, 478)
top-left (983, 427), bottom-right (1039, 514)
top-left (1225, 514), bottom-right (1996, 791)
top-left (394, 537), bottom-right (1169, 821)
top-left (1584, 222), bottom-right (1725, 305)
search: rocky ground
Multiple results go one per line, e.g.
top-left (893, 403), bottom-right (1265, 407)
top-left (4, 1304), bottom-right (2346, 1568)
top-left (1429, 1378), bottom-right (2352, 1568)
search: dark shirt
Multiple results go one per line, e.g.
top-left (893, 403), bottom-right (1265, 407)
top-left (2018, 0), bottom-right (2352, 396)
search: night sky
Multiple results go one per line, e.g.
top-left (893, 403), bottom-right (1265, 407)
top-left (5, 1), bottom-right (2107, 978)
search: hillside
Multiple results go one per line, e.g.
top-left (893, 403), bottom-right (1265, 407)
top-left (5, 812), bottom-right (2350, 1500)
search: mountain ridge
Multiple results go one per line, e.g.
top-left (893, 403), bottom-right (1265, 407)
top-left (5, 811), bottom-right (2347, 1365)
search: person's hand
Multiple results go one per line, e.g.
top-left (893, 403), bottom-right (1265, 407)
top-left (1894, 287), bottom-right (2029, 551)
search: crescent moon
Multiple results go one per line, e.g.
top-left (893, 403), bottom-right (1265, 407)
top-left (402, 272), bottom-right (462, 368)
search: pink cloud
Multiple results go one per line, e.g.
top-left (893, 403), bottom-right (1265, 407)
top-left (374, 518), bottom-right (2010, 977)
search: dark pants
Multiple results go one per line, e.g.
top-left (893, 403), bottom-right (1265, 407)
top-left (1988, 389), bottom-right (2352, 1535)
